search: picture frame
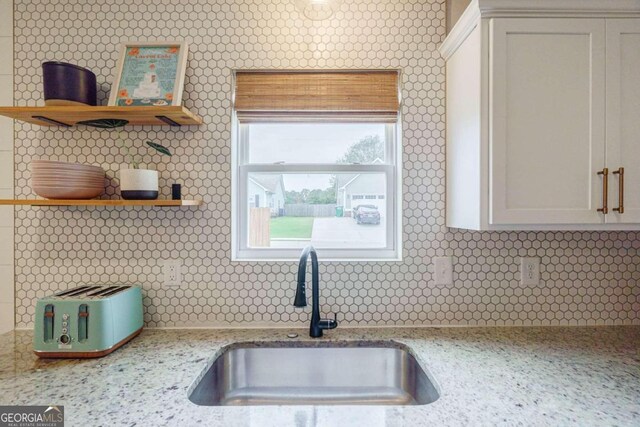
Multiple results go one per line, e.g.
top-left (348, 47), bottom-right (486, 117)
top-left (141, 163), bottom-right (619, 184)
top-left (108, 41), bottom-right (189, 107)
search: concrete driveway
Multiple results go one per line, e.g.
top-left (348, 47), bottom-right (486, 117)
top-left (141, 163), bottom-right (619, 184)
top-left (310, 217), bottom-right (386, 248)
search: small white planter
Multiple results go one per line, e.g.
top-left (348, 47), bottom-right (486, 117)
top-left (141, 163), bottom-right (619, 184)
top-left (119, 168), bottom-right (159, 200)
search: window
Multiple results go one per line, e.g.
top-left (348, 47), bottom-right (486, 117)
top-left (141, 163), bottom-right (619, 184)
top-left (232, 71), bottom-right (401, 261)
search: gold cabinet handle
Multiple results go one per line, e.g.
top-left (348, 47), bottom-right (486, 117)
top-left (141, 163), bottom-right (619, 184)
top-left (613, 167), bottom-right (624, 213)
top-left (597, 168), bottom-right (608, 214)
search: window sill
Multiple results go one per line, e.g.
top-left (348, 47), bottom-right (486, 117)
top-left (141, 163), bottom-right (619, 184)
top-left (232, 254), bottom-right (403, 263)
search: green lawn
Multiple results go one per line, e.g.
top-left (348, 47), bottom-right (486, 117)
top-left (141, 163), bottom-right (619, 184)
top-left (270, 216), bottom-right (314, 239)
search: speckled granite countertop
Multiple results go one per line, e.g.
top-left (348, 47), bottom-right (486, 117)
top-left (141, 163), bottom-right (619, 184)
top-left (0, 326), bottom-right (638, 426)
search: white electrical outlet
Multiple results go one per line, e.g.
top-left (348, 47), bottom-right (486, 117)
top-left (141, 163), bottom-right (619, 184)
top-left (434, 257), bottom-right (453, 285)
top-left (163, 260), bottom-right (182, 287)
top-left (520, 257), bottom-right (540, 285)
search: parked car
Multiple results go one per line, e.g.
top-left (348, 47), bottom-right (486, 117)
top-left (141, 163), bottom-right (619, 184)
top-left (353, 205), bottom-right (381, 225)
top-left (352, 204), bottom-right (376, 218)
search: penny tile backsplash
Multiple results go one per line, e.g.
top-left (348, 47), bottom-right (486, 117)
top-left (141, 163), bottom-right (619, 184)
top-left (12, 0), bottom-right (639, 328)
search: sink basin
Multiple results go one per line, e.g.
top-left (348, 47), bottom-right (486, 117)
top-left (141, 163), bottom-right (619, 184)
top-left (188, 342), bottom-right (439, 406)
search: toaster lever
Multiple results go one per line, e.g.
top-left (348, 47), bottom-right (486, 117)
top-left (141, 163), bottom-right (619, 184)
top-left (43, 304), bottom-right (55, 342)
top-left (78, 304), bottom-right (89, 342)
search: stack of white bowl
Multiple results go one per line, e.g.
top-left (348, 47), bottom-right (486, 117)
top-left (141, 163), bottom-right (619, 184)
top-left (31, 160), bottom-right (105, 199)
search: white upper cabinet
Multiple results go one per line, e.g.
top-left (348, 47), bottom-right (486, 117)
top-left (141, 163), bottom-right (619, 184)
top-left (490, 18), bottom-right (606, 225)
top-left (439, 0), bottom-right (640, 230)
top-left (606, 19), bottom-right (640, 224)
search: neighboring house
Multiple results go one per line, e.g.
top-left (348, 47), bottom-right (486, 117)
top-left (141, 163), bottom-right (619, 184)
top-left (248, 174), bottom-right (286, 216)
top-left (336, 159), bottom-right (386, 217)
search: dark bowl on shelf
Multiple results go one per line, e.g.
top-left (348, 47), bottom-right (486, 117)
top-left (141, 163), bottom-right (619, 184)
top-left (42, 61), bottom-right (97, 106)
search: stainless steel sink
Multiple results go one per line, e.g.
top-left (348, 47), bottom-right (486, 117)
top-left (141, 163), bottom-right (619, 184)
top-left (188, 342), bottom-right (439, 406)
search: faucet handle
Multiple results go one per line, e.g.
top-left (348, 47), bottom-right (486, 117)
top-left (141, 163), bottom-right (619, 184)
top-left (319, 313), bottom-right (339, 330)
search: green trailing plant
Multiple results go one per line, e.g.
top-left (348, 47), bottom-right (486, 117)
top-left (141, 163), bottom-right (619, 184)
top-left (78, 118), bottom-right (172, 169)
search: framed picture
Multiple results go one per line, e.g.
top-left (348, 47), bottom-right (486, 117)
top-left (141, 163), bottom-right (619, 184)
top-left (108, 41), bottom-right (189, 107)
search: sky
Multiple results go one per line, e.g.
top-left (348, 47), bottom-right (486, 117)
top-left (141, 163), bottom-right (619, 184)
top-left (249, 123), bottom-right (385, 191)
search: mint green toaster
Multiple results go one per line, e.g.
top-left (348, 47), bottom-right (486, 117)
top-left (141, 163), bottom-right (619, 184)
top-left (33, 285), bottom-right (143, 358)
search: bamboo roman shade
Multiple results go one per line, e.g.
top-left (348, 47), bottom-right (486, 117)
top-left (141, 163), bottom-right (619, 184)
top-left (234, 70), bottom-right (400, 121)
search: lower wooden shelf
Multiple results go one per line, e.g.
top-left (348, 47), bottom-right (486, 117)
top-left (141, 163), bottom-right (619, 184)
top-left (0, 199), bottom-right (202, 207)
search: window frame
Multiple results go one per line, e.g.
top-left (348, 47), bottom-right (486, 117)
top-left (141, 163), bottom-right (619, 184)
top-left (231, 118), bottom-right (402, 261)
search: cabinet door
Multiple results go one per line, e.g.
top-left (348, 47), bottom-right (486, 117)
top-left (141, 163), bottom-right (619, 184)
top-left (606, 19), bottom-right (640, 224)
top-left (490, 19), bottom-right (606, 225)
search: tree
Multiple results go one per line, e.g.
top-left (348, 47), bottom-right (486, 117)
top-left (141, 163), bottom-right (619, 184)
top-left (330, 135), bottom-right (384, 197)
top-left (337, 135), bottom-right (384, 164)
top-left (285, 187), bottom-right (336, 204)
top-left (286, 135), bottom-right (383, 205)
top-left (307, 188), bottom-right (336, 204)
top-left (285, 189), bottom-right (309, 204)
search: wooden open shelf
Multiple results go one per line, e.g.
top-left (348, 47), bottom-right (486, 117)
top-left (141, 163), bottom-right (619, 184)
top-left (0, 105), bottom-right (203, 127)
top-left (0, 199), bottom-right (202, 207)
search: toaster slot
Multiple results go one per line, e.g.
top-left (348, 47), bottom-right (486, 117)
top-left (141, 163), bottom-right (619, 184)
top-left (87, 286), bottom-right (119, 297)
top-left (43, 304), bottom-right (54, 342)
top-left (78, 304), bottom-right (89, 341)
top-left (88, 286), bottom-right (130, 297)
top-left (56, 286), bottom-right (102, 298)
top-left (56, 286), bottom-right (90, 297)
top-left (100, 286), bottom-right (130, 297)
top-left (69, 286), bottom-right (102, 297)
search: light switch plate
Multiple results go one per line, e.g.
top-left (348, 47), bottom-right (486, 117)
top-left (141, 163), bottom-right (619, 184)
top-left (434, 257), bottom-right (453, 285)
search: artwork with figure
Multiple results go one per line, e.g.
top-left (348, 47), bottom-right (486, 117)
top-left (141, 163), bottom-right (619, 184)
top-left (115, 45), bottom-right (180, 106)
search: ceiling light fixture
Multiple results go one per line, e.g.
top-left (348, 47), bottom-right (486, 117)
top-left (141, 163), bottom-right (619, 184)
top-left (294, 0), bottom-right (342, 21)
